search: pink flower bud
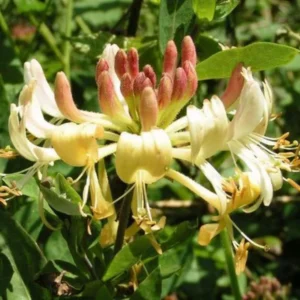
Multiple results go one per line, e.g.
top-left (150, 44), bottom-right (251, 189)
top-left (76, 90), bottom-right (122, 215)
top-left (127, 48), bottom-right (139, 79)
top-left (97, 71), bottom-right (125, 117)
top-left (163, 40), bottom-right (178, 77)
top-left (95, 59), bottom-right (109, 85)
top-left (133, 72), bottom-right (146, 97)
top-left (139, 87), bottom-right (158, 131)
top-left (172, 67), bottom-right (187, 101)
top-left (181, 36), bottom-right (197, 67)
top-left (55, 72), bottom-right (83, 122)
top-left (221, 63), bottom-right (244, 108)
top-left (120, 73), bottom-right (133, 99)
top-left (182, 61), bottom-right (198, 100)
top-left (115, 49), bottom-right (128, 79)
top-left (157, 74), bottom-right (173, 109)
top-left (143, 65), bottom-right (157, 87)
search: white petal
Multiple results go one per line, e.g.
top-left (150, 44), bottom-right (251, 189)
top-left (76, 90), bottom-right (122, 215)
top-left (9, 104), bottom-right (59, 162)
top-left (230, 140), bottom-right (273, 206)
top-left (24, 59), bottom-right (63, 118)
top-left (229, 68), bottom-right (265, 140)
top-left (18, 80), bottom-right (56, 138)
top-left (187, 97), bottom-right (228, 163)
top-left (199, 160), bottom-right (228, 215)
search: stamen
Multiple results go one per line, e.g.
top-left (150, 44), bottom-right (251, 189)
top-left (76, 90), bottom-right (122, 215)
top-left (110, 184), bottom-right (136, 206)
top-left (285, 177), bottom-right (300, 192)
top-left (230, 217), bottom-right (266, 250)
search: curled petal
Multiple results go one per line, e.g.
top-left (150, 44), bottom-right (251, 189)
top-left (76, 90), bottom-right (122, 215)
top-left (9, 104), bottom-right (59, 162)
top-left (19, 80), bottom-right (56, 138)
top-left (23, 59), bottom-right (63, 118)
top-left (198, 221), bottom-right (225, 246)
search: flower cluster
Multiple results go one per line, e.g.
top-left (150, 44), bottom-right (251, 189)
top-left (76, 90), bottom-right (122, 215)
top-left (3, 36), bottom-right (299, 273)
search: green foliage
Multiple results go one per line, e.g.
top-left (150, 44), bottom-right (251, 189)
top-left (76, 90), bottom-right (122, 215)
top-left (193, 0), bottom-right (216, 21)
top-left (196, 42), bottom-right (299, 79)
top-left (159, 0), bottom-right (194, 53)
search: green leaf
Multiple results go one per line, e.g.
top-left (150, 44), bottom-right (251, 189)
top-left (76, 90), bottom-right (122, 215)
top-left (103, 221), bottom-right (195, 281)
top-left (40, 185), bottom-right (83, 216)
top-left (196, 42), bottom-right (299, 80)
top-left (214, 0), bottom-right (239, 20)
top-left (103, 235), bottom-right (154, 282)
top-left (193, 0), bottom-right (216, 21)
top-left (196, 35), bottom-right (222, 61)
top-left (0, 211), bottom-right (48, 299)
top-left (3, 174), bottom-right (39, 200)
top-left (0, 253), bottom-right (13, 294)
top-left (161, 221), bottom-right (195, 250)
top-left (130, 267), bottom-right (162, 300)
top-left (13, 0), bottom-right (46, 12)
top-left (159, 249), bottom-right (181, 279)
top-left (159, 0), bottom-right (194, 53)
top-left (40, 174), bottom-right (90, 216)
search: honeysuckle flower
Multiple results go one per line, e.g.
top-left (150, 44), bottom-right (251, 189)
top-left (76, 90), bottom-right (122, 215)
top-left (185, 66), bottom-right (296, 216)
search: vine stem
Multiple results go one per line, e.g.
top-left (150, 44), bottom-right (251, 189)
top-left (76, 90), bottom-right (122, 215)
top-left (113, 185), bottom-right (133, 255)
top-left (63, 0), bottom-right (73, 78)
top-left (220, 230), bottom-right (242, 300)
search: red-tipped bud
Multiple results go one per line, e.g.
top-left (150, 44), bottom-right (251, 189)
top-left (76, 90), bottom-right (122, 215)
top-left (140, 87), bottom-right (158, 131)
top-left (95, 59), bottom-right (109, 84)
top-left (120, 73), bottom-right (133, 99)
top-left (158, 74), bottom-right (173, 109)
top-left (163, 40), bottom-right (178, 77)
top-left (115, 49), bottom-right (128, 79)
top-left (181, 36), bottom-right (197, 67)
top-left (172, 67), bottom-right (187, 101)
top-left (127, 48), bottom-right (139, 79)
top-left (55, 72), bottom-right (83, 122)
top-left (98, 71), bottom-right (124, 117)
top-left (221, 63), bottom-right (244, 108)
top-left (143, 65), bottom-right (157, 87)
top-left (142, 77), bottom-right (153, 90)
top-left (182, 61), bottom-right (198, 100)
top-left (133, 72), bottom-right (146, 97)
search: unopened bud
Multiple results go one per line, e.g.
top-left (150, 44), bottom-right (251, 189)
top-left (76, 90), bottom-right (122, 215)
top-left (127, 48), bottom-right (139, 79)
top-left (133, 72), bottom-right (146, 97)
top-left (182, 61), bottom-right (198, 100)
top-left (143, 65), bottom-right (157, 87)
top-left (120, 73), bottom-right (133, 99)
top-left (172, 67), bottom-right (187, 101)
top-left (163, 40), bottom-right (178, 77)
top-left (98, 71), bottom-right (125, 118)
top-left (115, 49), bottom-right (128, 79)
top-left (55, 72), bottom-right (83, 122)
top-left (140, 87), bottom-right (158, 131)
top-left (221, 63), bottom-right (244, 108)
top-left (182, 36), bottom-right (197, 66)
top-left (158, 74), bottom-right (173, 109)
top-left (121, 73), bottom-right (138, 120)
top-left (95, 59), bottom-right (109, 84)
